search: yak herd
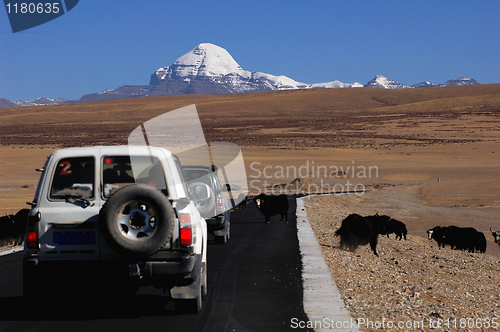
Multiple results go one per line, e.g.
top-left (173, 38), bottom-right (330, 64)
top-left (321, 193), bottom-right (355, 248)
top-left (1, 199), bottom-right (499, 259)
top-left (335, 212), bottom-right (500, 256)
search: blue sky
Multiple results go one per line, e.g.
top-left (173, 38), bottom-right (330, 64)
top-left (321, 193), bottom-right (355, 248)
top-left (1, 0), bottom-right (499, 101)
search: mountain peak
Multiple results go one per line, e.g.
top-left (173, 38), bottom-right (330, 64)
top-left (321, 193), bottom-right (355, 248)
top-left (151, 43), bottom-right (246, 84)
top-left (173, 43), bottom-right (244, 77)
top-left (364, 75), bottom-right (411, 89)
top-left (440, 77), bottom-right (480, 86)
top-left (411, 81), bottom-right (435, 88)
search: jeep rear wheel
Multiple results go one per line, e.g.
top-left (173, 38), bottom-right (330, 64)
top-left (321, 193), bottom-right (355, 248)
top-left (100, 184), bottom-right (175, 257)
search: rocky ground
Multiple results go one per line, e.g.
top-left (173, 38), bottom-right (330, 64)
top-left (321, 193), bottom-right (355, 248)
top-left (0, 244), bottom-right (22, 254)
top-left (303, 190), bottom-right (500, 331)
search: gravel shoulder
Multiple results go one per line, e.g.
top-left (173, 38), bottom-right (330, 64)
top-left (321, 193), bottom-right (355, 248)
top-left (303, 187), bottom-right (500, 331)
top-left (0, 245), bottom-right (22, 256)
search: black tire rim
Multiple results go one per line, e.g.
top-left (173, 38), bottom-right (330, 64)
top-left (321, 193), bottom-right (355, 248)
top-left (115, 199), bottom-right (158, 242)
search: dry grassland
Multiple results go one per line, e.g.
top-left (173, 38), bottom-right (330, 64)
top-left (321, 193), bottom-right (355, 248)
top-left (1, 84), bottom-right (500, 147)
top-left (0, 84), bottom-right (499, 231)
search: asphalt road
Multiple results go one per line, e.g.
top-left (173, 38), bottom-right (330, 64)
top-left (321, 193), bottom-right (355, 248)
top-left (0, 196), bottom-right (309, 332)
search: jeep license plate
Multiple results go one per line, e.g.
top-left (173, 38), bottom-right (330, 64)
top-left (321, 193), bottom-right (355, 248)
top-left (53, 231), bottom-right (96, 245)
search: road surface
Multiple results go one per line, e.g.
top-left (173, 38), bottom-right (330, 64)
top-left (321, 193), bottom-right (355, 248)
top-left (0, 196), bottom-right (310, 331)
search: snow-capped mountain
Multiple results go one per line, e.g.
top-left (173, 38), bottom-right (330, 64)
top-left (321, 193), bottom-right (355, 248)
top-left (151, 43), bottom-right (247, 82)
top-left (364, 75), bottom-right (411, 89)
top-left (440, 77), bottom-right (480, 86)
top-left (148, 43), bottom-right (360, 94)
top-left (0, 97), bottom-right (69, 107)
top-left (411, 81), bottom-right (436, 88)
top-left (410, 78), bottom-right (480, 88)
top-left (311, 80), bottom-right (363, 88)
top-left (16, 97), bottom-right (68, 106)
top-left (0, 43), bottom-right (483, 106)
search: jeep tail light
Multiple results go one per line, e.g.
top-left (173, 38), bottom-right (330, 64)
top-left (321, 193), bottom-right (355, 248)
top-left (179, 213), bottom-right (192, 246)
top-left (26, 232), bottom-right (37, 248)
top-left (26, 213), bottom-right (40, 249)
top-left (180, 228), bottom-right (193, 246)
top-left (217, 196), bottom-right (224, 212)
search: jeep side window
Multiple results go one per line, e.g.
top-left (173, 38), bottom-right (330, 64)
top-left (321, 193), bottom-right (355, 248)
top-left (50, 157), bottom-right (95, 200)
top-left (173, 157), bottom-right (189, 195)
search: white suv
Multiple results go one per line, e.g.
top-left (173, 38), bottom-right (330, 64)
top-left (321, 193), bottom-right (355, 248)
top-left (182, 165), bottom-right (232, 244)
top-left (23, 145), bottom-right (208, 313)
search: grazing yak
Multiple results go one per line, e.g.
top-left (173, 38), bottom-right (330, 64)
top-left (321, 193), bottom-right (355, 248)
top-left (427, 226), bottom-right (449, 248)
top-left (376, 214), bottom-right (408, 240)
top-left (254, 194), bottom-right (289, 223)
top-left (427, 226), bottom-right (486, 253)
top-left (490, 227), bottom-right (500, 246)
top-left (476, 232), bottom-right (487, 253)
top-left (335, 214), bottom-right (388, 256)
top-left (0, 208), bottom-right (29, 246)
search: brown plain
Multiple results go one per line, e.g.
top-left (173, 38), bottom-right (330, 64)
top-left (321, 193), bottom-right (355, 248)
top-left (1, 84), bottom-right (499, 252)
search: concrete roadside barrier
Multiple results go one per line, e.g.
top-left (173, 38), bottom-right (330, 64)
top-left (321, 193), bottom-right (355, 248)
top-left (296, 197), bottom-right (360, 331)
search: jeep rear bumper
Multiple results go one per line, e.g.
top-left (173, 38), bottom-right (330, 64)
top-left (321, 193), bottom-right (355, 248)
top-left (23, 254), bottom-right (199, 289)
top-left (144, 255), bottom-right (196, 278)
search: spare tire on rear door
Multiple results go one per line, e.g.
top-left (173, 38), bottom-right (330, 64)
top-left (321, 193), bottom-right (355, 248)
top-left (100, 184), bottom-right (175, 257)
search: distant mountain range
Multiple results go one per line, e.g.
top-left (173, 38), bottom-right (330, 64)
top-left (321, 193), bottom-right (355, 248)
top-left (1, 43), bottom-right (481, 107)
top-left (0, 97), bottom-right (70, 108)
top-left (364, 75), bottom-right (480, 89)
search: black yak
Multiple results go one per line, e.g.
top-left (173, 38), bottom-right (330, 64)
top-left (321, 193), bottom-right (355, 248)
top-left (334, 214), bottom-right (387, 256)
top-left (0, 208), bottom-right (28, 246)
top-left (427, 226), bottom-right (448, 248)
top-left (490, 227), bottom-right (500, 246)
top-left (376, 214), bottom-right (407, 240)
top-left (254, 194), bottom-right (289, 223)
top-left (476, 232), bottom-right (487, 253)
top-left (428, 226), bottom-right (486, 253)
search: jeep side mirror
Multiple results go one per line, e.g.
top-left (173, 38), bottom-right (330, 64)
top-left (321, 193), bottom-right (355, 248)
top-left (193, 184), bottom-right (210, 201)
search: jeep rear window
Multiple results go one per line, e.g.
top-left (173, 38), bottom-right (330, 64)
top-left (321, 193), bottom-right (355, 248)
top-left (102, 155), bottom-right (167, 198)
top-left (50, 157), bottom-right (95, 200)
top-left (183, 169), bottom-right (211, 187)
top-left (183, 169), bottom-right (208, 182)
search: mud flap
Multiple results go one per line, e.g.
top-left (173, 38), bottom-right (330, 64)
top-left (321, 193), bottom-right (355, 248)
top-left (171, 257), bottom-right (205, 313)
top-left (171, 274), bottom-right (201, 300)
top-left (213, 222), bottom-right (229, 236)
top-left (214, 221), bottom-right (230, 244)
top-left (201, 262), bottom-right (207, 297)
top-left (170, 254), bottom-right (202, 299)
